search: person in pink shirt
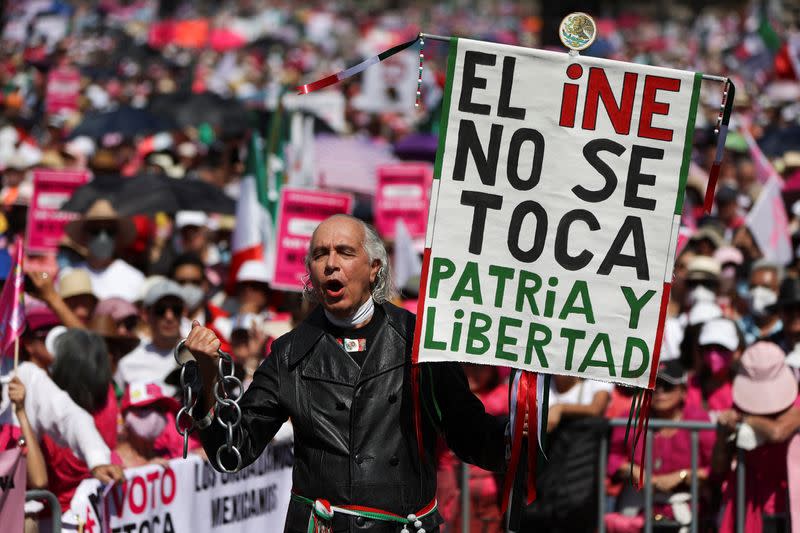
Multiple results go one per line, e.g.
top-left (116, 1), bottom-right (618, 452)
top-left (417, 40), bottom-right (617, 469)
top-left (436, 364), bottom-right (509, 533)
top-left (606, 359), bottom-right (716, 532)
top-left (115, 381), bottom-right (196, 467)
top-left (686, 318), bottom-right (743, 419)
top-left (713, 341), bottom-right (800, 533)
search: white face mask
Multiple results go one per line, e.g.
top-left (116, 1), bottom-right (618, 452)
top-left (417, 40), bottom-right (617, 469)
top-left (181, 283), bottom-right (205, 311)
top-left (687, 285), bottom-right (716, 307)
top-left (749, 286), bottom-right (777, 317)
top-left (125, 409), bottom-right (167, 441)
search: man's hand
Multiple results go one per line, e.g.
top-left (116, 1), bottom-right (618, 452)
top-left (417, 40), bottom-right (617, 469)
top-left (184, 321), bottom-right (222, 367)
top-left (8, 376), bottom-right (25, 413)
top-left (91, 464), bottom-right (124, 484)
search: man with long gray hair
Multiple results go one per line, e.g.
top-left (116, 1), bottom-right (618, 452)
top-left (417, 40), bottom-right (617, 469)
top-left (185, 214), bottom-right (509, 533)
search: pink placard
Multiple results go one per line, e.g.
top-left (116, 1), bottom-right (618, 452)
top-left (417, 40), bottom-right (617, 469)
top-left (45, 66), bottom-right (80, 114)
top-left (374, 163), bottom-right (432, 240)
top-left (272, 187), bottom-right (354, 291)
top-left (25, 169), bottom-right (89, 254)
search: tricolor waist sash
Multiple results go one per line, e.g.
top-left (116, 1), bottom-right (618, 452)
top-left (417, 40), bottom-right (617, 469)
top-left (291, 492), bottom-right (437, 533)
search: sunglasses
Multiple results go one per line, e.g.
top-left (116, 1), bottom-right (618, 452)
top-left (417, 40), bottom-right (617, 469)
top-left (174, 278), bottom-right (204, 286)
top-left (86, 225), bottom-right (118, 237)
top-left (153, 302), bottom-right (184, 318)
top-left (120, 315), bottom-right (139, 331)
top-left (655, 380), bottom-right (678, 393)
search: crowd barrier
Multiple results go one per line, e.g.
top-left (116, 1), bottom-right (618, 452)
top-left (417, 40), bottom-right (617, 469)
top-left (597, 419), bottom-right (744, 533)
top-left (25, 489), bottom-right (61, 533)
top-left (453, 418), bottom-right (751, 533)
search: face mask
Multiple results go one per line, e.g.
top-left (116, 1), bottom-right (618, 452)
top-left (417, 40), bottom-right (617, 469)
top-left (704, 348), bottom-right (732, 375)
top-left (686, 285), bottom-right (716, 307)
top-left (124, 409), bottom-right (166, 441)
top-left (88, 230), bottom-right (115, 261)
top-left (181, 283), bottom-right (205, 311)
top-left (749, 286), bottom-right (777, 317)
top-left (721, 265), bottom-right (737, 280)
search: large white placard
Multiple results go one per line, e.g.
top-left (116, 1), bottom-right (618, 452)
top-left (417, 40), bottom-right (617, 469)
top-left (64, 439), bottom-right (294, 533)
top-left (415, 38), bottom-right (702, 389)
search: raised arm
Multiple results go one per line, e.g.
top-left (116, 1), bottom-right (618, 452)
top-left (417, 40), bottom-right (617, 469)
top-left (185, 322), bottom-right (289, 472)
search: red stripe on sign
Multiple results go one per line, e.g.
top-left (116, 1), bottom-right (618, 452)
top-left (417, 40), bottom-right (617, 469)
top-left (647, 282), bottom-right (672, 389)
top-left (411, 247), bottom-right (433, 463)
top-left (412, 248), bottom-right (433, 364)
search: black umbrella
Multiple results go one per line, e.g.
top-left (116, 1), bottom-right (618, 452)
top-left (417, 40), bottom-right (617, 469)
top-left (148, 92), bottom-right (251, 138)
top-left (61, 174), bottom-right (236, 215)
top-left (68, 105), bottom-right (178, 140)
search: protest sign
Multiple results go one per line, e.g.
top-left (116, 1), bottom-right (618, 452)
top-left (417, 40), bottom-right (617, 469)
top-left (272, 188), bottom-right (354, 291)
top-left (375, 163), bottom-right (433, 240)
top-left (0, 448), bottom-right (26, 533)
top-left (414, 38), bottom-right (702, 389)
top-left (25, 169), bottom-right (89, 254)
top-left (45, 66), bottom-right (81, 114)
top-left (65, 440), bottom-right (294, 533)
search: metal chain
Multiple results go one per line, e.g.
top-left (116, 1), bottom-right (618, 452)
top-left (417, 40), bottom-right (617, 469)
top-left (213, 350), bottom-right (243, 473)
top-left (174, 339), bottom-right (244, 473)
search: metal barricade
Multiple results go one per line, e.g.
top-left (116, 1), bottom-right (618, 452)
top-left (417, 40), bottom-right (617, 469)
top-left (598, 418), bottom-right (746, 533)
top-left (25, 489), bottom-right (62, 533)
top-left (456, 418), bottom-right (748, 533)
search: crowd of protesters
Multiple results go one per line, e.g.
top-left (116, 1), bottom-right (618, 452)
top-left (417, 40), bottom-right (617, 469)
top-left (1, 0), bottom-right (800, 532)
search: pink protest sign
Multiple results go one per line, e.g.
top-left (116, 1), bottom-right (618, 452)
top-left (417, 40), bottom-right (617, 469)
top-left (272, 188), bottom-right (354, 291)
top-left (0, 448), bottom-right (26, 533)
top-left (45, 66), bottom-right (81, 114)
top-left (374, 163), bottom-right (432, 240)
top-left (25, 169), bottom-right (89, 254)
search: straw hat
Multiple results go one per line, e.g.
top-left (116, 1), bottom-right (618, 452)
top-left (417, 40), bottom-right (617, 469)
top-left (58, 269), bottom-right (96, 300)
top-left (64, 198), bottom-right (136, 248)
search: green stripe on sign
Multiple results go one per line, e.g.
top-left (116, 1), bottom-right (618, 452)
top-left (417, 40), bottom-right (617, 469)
top-left (674, 72), bottom-right (703, 215)
top-left (433, 37), bottom-right (458, 180)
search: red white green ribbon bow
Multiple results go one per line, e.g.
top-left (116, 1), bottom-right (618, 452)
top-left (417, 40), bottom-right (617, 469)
top-left (292, 493), bottom-right (437, 533)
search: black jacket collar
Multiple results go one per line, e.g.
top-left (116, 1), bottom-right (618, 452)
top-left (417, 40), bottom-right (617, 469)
top-left (288, 302), bottom-right (414, 380)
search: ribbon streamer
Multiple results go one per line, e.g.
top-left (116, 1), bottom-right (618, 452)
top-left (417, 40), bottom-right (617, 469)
top-left (297, 37), bottom-right (421, 95)
top-left (501, 371), bottom-right (541, 513)
top-left (703, 79), bottom-right (736, 212)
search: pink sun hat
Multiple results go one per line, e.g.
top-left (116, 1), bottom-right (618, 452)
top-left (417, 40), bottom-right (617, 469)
top-left (733, 341), bottom-right (798, 415)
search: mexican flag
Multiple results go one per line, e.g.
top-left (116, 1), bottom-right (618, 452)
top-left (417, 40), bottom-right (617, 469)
top-left (227, 132), bottom-right (276, 292)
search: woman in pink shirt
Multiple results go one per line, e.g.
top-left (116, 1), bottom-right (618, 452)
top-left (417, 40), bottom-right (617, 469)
top-left (713, 341), bottom-right (800, 533)
top-left (606, 359), bottom-right (716, 532)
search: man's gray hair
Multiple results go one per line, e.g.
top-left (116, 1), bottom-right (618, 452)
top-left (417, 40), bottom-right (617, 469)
top-left (303, 215), bottom-right (398, 304)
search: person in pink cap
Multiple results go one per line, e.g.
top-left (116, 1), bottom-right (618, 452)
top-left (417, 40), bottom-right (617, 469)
top-left (115, 381), bottom-right (197, 467)
top-left (712, 341), bottom-right (800, 533)
top-left (19, 302), bottom-right (61, 370)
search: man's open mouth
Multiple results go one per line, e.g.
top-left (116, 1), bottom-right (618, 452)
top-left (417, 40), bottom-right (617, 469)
top-left (323, 279), bottom-right (345, 298)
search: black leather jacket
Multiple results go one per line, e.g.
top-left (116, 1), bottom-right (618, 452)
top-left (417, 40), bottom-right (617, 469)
top-left (199, 303), bottom-right (508, 533)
